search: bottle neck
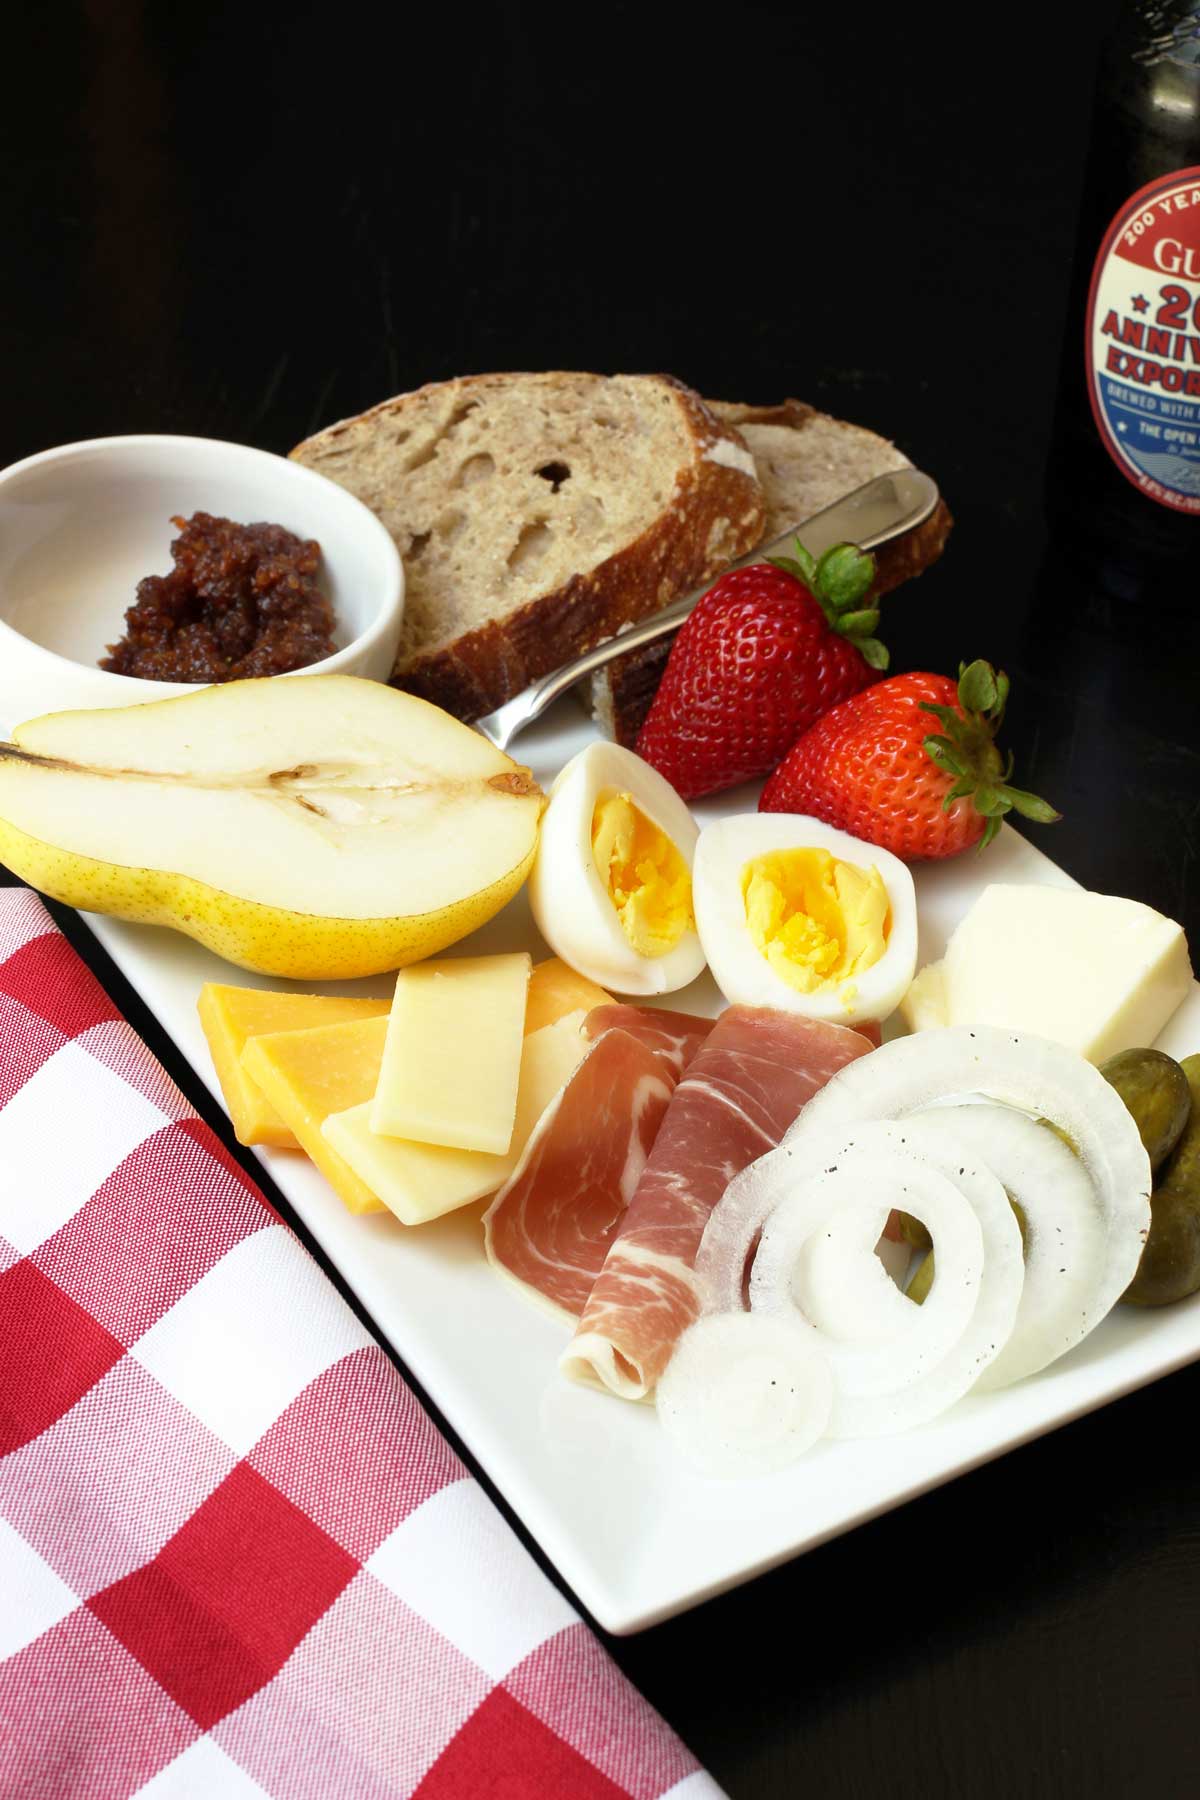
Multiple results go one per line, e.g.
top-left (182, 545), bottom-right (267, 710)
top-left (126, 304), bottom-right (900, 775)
top-left (1119, 3), bottom-right (1200, 63)
top-left (1100, 6), bottom-right (1200, 162)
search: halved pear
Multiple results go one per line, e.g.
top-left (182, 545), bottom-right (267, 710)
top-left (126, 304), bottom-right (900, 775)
top-left (0, 675), bottom-right (544, 979)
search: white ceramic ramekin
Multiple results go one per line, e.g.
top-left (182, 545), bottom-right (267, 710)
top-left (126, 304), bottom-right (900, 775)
top-left (0, 434), bottom-right (404, 729)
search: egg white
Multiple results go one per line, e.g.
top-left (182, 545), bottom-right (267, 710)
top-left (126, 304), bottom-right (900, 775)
top-left (692, 813), bottom-right (918, 1027)
top-left (528, 743), bottom-right (706, 996)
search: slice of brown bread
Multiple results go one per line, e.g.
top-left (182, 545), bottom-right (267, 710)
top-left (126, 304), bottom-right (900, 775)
top-left (590, 398), bottom-right (954, 746)
top-left (289, 372), bottom-right (766, 721)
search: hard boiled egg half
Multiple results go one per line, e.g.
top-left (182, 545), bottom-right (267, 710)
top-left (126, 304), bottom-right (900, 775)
top-left (693, 813), bottom-right (917, 1028)
top-left (528, 743), bottom-right (706, 995)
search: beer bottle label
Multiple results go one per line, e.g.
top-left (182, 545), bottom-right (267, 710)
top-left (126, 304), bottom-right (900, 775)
top-left (1087, 165), bottom-right (1200, 513)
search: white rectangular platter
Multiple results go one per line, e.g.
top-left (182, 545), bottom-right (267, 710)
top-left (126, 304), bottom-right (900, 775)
top-left (68, 698), bottom-right (1200, 1634)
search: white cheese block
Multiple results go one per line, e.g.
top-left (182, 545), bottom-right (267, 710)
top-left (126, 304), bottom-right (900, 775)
top-left (330, 1009), bottom-right (590, 1224)
top-left (370, 952), bottom-right (531, 1151)
top-left (900, 883), bottom-right (1192, 1064)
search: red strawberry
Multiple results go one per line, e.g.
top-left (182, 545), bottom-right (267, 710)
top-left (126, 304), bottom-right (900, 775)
top-left (634, 540), bottom-right (888, 800)
top-left (760, 660), bottom-right (1060, 860)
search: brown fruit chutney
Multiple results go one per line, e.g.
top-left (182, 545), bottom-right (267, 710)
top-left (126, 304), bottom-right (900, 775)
top-left (101, 512), bottom-right (337, 681)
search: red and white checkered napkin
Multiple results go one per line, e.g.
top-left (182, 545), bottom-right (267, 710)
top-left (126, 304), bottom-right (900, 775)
top-left (0, 891), bottom-right (725, 1800)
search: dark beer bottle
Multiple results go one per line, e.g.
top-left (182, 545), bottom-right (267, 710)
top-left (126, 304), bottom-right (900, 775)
top-left (1046, 2), bottom-right (1200, 595)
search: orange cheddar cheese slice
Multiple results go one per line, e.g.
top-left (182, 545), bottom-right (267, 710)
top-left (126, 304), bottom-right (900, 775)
top-left (197, 984), bottom-right (390, 1147)
top-left (240, 1016), bottom-right (389, 1214)
top-left (525, 958), bottom-right (612, 1036)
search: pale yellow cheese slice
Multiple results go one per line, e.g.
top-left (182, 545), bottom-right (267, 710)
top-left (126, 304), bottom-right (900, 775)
top-left (322, 1009), bottom-right (589, 1226)
top-left (240, 1017), bottom-right (389, 1215)
top-left (370, 953), bottom-right (532, 1153)
top-left (899, 961), bottom-right (948, 1035)
top-left (525, 958), bottom-right (612, 1035)
top-left (197, 984), bottom-right (391, 1147)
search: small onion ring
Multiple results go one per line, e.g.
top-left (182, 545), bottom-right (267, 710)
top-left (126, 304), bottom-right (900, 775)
top-left (747, 1120), bottom-right (1024, 1436)
top-left (656, 1312), bottom-right (834, 1477)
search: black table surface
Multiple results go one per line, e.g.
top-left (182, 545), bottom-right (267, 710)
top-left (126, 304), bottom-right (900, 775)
top-left (7, 4), bottom-right (1200, 1796)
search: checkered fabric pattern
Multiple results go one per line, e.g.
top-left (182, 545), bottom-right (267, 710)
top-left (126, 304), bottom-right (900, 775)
top-left (0, 892), bottom-right (725, 1800)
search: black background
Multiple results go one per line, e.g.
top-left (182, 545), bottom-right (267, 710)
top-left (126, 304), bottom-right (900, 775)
top-left (6, 4), bottom-right (1200, 1796)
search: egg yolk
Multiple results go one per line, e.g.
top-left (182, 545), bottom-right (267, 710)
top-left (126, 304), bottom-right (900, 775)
top-left (591, 791), bottom-right (694, 958)
top-left (742, 848), bottom-right (890, 998)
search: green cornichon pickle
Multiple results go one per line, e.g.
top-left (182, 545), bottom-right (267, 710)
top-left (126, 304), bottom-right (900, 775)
top-left (906, 1251), bottom-right (935, 1305)
top-left (1125, 1054), bottom-right (1200, 1308)
top-left (895, 1212), bottom-right (932, 1252)
top-left (1099, 1047), bottom-right (1192, 1173)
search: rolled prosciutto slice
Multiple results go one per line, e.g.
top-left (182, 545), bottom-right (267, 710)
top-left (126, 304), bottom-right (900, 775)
top-left (582, 1004), bottom-right (715, 1077)
top-left (482, 1028), bottom-right (677, 1322)
top-left (560, 1006), bottom-right (876, 1400)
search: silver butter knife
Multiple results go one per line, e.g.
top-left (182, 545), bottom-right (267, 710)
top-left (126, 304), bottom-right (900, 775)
top-left (474, 466), bottom-right (940, 752)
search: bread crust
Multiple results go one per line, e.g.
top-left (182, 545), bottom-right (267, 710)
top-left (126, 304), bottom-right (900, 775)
top-left (291, 372), bottom-right (766, 722)
top-left (709, 398), bottom-right (820, 432)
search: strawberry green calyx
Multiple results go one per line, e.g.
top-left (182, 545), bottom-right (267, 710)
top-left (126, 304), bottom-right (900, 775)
top-left (768, 538), bottom-right (890, 672)
top-left (919, 659), bottom-right (1062, 850)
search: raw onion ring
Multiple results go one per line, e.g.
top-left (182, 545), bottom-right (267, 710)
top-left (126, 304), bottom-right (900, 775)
top-left (746, 1121), bottom-right (1024, 1435)
top-left (909, 1102), bottom-right (1108, 1388)
top-left (656, 1312), bottom-right (834, 1477)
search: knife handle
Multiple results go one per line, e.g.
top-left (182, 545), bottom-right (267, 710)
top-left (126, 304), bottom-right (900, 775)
top-left (475, 468), bottom-right (940, 751)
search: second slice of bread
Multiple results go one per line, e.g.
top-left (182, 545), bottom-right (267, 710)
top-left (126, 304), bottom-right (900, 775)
top-left (290, 371), bottom-right (766, 721)
top-left (590, 398), bottom-right (953, 746)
